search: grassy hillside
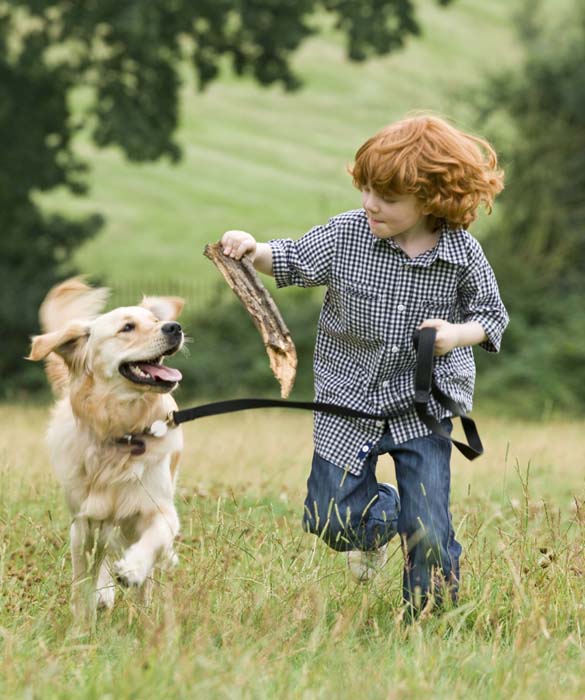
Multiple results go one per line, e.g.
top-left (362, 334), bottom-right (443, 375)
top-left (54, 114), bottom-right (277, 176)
top-left (38, 0), bottom-right (521, 301)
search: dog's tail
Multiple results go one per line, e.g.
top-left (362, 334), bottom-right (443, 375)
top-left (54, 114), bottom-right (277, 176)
top-left (39, 277), bottom-right (109, 396)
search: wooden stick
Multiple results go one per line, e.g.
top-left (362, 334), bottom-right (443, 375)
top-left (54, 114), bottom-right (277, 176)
top-left (203, 243), bottom-right (297, 398)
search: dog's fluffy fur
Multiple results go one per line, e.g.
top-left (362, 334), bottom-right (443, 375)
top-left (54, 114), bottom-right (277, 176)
top-left (28, 278), bottom-right (185, 617)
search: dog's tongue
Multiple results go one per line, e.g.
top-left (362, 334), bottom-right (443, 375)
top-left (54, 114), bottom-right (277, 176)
top-left (138, 363), bottom-right (182, 382)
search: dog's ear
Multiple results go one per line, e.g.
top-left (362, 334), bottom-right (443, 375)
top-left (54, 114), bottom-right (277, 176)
top-left (39, 276), bottom-right (109, 333)
top-left (27, 320), bottom-right (90, 369)
top-left (140, 296), bottom-right (184, 321)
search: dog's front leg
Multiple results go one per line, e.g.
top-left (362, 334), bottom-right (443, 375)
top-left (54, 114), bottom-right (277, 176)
top-left (113, 507), bottom-right (179, 588)
top-left (96, 560), bottom-right (116, 610)
top-left (70, 518), bottom-right (88, 617)
top-left (70, 517), bottom-right (105, 620)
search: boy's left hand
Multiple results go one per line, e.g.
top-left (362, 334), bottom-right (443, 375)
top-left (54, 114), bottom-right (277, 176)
top-left (418, 319), bottom-right (460, 356)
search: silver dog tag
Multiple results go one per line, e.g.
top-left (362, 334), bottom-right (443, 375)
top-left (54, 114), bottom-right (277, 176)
top-left (150, 420), bottom-right (168, 438)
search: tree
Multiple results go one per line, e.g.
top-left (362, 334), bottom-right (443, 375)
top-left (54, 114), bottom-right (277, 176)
top-left (1, 0), bottom-right (451, 396)
top-left (476, 0), bottom-right (585, 415)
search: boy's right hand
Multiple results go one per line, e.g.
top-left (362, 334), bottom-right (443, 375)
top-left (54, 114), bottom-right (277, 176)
top-left (221, 230), bottom-right (257, 260)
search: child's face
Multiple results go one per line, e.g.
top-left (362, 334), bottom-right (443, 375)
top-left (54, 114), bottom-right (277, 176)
top-left (361, 187), bottom-right (429, 240)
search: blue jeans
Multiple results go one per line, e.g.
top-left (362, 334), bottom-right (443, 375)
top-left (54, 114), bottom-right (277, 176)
top-left (302, 420), bottom-right (461, 609)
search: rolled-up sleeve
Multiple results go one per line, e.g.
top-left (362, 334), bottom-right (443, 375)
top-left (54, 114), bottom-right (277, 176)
top-left (458, 239), bottom-right (509, 352)
top-left (269, 218), bottom-right (338, 289)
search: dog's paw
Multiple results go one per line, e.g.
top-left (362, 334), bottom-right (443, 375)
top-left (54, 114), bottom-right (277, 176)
top-left (162, 548), bottom-right (179, 569)
top-left (96, 585), bottom-right (116, 610)
top-left (113, 553), bottom-right (151, 588)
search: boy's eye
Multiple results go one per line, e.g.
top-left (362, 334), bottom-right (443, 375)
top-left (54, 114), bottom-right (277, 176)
top-left (120, 322), bottom-right (135, 333)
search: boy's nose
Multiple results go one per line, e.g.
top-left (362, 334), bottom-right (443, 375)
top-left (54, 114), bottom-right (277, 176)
top-left (363, 193), bottom-right (379, 212)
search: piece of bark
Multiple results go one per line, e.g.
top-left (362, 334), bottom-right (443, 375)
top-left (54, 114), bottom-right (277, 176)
top-left (204, 243), bottom-right (297, 398)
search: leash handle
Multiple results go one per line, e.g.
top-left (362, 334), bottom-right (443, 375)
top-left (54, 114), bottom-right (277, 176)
top-left (413, 327), bottom-right (484, 460)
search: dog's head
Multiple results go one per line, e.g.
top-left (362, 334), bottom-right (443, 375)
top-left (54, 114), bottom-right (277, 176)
top-left (28, 283), bottom-right (185, 396)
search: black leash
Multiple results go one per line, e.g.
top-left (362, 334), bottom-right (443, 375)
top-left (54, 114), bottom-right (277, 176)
top-left (412, 328), bottom-right (483, 460)
top-left (166, 327), bottom-right (483, 461)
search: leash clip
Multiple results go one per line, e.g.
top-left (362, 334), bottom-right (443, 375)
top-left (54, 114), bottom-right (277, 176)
top-left (148, 411), bottom-right (176, 438)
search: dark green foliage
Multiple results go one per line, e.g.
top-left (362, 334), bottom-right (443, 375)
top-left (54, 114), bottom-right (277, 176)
top-left (322, 0), bottom-right (419, 61)
top-left (475, 1), bottom-right (585, 416)
top-left (0, 211), bottom-right (102, 396)
top-left (0, 8), bottom-right (101, 395)
top-left (2, 0), bottom-right (450, 397)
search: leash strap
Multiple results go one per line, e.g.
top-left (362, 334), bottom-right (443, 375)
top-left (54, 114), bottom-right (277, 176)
top-left (171, 327), bottom-right (483, 460)
top-left (172, 397), bottom-right (387, 424)
top-left (413, 328), bottom-right (483, 460)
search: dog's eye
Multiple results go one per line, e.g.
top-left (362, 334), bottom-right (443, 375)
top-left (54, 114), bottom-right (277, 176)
top-left (120, 323), bottom-right (135, 333)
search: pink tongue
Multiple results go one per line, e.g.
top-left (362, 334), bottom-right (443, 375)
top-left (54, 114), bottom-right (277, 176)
top-left (138, 363), bottom-right (182, 382)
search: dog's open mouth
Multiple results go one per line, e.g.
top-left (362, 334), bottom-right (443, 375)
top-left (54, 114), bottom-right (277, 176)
top-left (119, 357), bottom-right (183, 388)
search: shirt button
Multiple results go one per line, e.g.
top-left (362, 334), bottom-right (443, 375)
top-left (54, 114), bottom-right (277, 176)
top-left (361, 444), bottom-right (370, 453)
top-left (391, 345), bottom-right (399, 353)
top-left (375, 420), bottom-right (385, 428)
top-left (382, 380), bottom-right (390, 388)
top-left (397, 304), bottom-right (406, 312)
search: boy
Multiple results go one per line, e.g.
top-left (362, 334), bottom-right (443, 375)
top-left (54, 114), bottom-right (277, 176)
top-left (220, 114), bottom-right (508, 614)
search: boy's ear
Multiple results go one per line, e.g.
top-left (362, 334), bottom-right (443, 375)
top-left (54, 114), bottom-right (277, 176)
top-left (27, 320), bottom-right (90, 369)
top-left (140, 296), bottom-right (184, 321)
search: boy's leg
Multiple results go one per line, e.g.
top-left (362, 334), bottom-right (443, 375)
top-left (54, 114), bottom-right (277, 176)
top-left (392, 421), bottom-right (462, 613)
top-left (302, 444), bottom-right (400, 552)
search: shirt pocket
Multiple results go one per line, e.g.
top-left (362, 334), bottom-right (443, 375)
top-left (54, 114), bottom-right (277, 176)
top-left (418, 296), bottom-right (457, 324)
top-left (339, 282), bottom-right (385, 342)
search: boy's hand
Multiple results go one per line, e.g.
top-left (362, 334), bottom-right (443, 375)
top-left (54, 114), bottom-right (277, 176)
top-left (418, 319), bottom-right (461, 356)
top-left (221, 230), bottom-right (257, 260)
top-left (418, 319), bottom-right (488, 355)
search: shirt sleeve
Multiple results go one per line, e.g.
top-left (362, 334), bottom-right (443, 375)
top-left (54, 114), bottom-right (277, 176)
top-left (269, 218), bottom-right (338, 288)
top-left (458, 238), bottom-right (509, 352)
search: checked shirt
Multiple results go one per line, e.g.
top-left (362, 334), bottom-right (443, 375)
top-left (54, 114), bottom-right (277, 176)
top-left (269, 208), bottom-right (509, 475)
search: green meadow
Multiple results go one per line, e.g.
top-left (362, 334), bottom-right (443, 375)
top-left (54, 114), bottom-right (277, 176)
top-left (2, 406), bottom-right (585, 699)
top-left (38, 0), bottom-right (520, 296)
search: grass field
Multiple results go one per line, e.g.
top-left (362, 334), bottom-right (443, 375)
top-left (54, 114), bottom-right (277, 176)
top-left (37, 0), bottom-right (522, 302)
top-left (2, 404), bottom-right (585, 699)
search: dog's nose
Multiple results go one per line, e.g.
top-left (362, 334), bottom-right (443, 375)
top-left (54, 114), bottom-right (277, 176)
top-left (161, 322), bottom-right (182, 337)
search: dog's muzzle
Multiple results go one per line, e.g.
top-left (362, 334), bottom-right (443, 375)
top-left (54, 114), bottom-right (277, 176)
top-left (161, 322), bottom-right (183, 343)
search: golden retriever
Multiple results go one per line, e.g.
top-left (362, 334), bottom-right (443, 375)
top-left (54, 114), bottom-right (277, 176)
top-left (28, 278), bottom-right (184, 618)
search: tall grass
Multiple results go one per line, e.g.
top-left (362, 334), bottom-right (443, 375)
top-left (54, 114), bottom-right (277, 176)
top-left (2, 404), bottom-right (585, 699)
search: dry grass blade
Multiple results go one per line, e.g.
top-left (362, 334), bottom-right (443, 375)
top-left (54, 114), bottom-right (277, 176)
top-left (203, 242), bottom-right (297, 398)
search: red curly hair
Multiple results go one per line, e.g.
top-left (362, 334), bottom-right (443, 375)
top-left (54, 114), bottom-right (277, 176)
top-left (350, 115), bottom-right (504, 229)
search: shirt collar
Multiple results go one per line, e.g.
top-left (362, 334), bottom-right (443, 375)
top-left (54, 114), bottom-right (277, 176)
top-left (369, 217), bottom-right (469, 267)
top-left (433, 220), bottom-right (469, 266)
